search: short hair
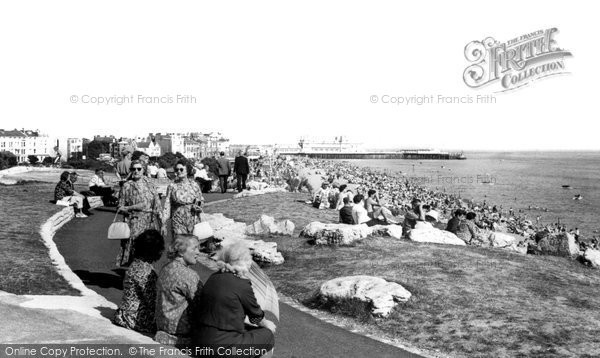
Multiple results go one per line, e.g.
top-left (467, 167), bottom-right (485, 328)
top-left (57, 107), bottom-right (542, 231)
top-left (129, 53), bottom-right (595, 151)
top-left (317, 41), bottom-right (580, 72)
top-left (167, 234), bottom-right (198, 260)
top-left (466, 212), bottom-right (477, 220)
top-left (129, 159), bottom-right (143, 170)
top-left (175, 159), bottom-right (195, 177)
top-left (367, 189), bottom-right (376, 197)
top-left (217, 240), bottom-right (252, 267)
top-left (133, 229), bottom-right (165, 262)
top-left (339, 184), bottom-right (347, 192)
top-left (454, 209), bottom-right (466, 217)
top-left (411, 198), bottom-right (421, 205)
top-left (353, 194), bottom-right (364, 204)
top-left (60, 171), bottom-right (70, 181)
top-left (220, 151), bottom-right (225, 156)
top-left (95, 168), bottom-right (104, 174)
top-left (343, 197), bottom-right (350, 205)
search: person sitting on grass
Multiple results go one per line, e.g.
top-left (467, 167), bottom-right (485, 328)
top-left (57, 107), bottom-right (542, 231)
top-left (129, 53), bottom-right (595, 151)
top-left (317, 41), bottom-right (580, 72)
top-left (113, 229), bottom-right (165, 334)
top-left (402, 198), bottom-right (427, 237)
top-left (364, 189), bottom-right (398, 224)
top-left (339, 196), bottom-right (354, 225)
top-left (335, 184), bottom-right (354, 210)
top-left (155, 234), bottom-right (203, 347)
top-left (456, 211), bottom-right (482, 245)
top-left (446, 208), bottom-right (466, 234)
top-left (312, 182), bottom-right (330, 209)
top-left (54, 171), bottom-right (90, 218)
top-left (352, 194), bottom-right (378, 227)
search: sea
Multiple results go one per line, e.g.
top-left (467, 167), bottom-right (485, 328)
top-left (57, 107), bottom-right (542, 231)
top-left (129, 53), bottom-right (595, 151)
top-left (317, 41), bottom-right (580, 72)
top-left (344, 151), bottom-right (600, 237)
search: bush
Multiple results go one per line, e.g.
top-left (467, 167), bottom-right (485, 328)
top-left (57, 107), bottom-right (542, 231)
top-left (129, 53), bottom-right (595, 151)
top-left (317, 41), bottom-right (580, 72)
top-left (28, 155), bottom-right (39, 165)
top-left (0, 151), bottom-right (18, 169)
top-left (42, 156), bottom-right (54, 165)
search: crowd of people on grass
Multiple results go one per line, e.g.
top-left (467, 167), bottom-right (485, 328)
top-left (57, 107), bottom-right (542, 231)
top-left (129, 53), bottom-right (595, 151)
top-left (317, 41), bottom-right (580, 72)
top-left (51, 149), bottom-right (597, 356)
top-left (267, 156), bottom-right (595, 248)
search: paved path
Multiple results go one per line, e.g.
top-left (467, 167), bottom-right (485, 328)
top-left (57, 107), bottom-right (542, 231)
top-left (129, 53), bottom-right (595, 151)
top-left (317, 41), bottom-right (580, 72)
top-left (54, 193), bottom-right (424, 358)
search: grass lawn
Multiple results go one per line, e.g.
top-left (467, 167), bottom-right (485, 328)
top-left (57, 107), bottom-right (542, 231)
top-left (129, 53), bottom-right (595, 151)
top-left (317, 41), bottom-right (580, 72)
top-left (205, 192), bottom-right (600, 358)
top-left (0, 183), bottom-right (79, 295)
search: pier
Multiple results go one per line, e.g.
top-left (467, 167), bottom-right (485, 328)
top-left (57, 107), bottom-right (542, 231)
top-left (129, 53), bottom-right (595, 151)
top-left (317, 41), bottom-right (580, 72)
top-left (283, 151), bottom-right (466, 160)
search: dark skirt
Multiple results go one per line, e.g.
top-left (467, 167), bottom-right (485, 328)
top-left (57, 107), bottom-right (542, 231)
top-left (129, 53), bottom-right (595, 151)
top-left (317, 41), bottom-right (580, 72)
top-left (192, 325), bottom-right (274, 358)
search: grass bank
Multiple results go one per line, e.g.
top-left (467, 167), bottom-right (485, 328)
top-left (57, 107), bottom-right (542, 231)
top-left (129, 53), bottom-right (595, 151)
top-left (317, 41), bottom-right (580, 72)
top-left (205, 192), bottom-right (600, 358)
top-left (0, 182), bottom-right (79, 295)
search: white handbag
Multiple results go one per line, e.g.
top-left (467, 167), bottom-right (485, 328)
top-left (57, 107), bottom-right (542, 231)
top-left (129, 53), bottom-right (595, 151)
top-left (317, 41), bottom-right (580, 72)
top-left (107, 212), bottom-right (130, 240)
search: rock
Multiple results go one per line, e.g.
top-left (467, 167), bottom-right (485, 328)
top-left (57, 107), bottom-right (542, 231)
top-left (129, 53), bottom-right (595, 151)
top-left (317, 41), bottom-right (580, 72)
top-left (319, 276), bottom-right (411, 317)
top-left (247, 240), bottom-right (285, 265)
top-left (530, 232), bottom-right (580, 259)
top-left (370, 225), bottom-right (403, 239)
top-left (584, 249), bottom-right (600, 268)
top-left (200, 213), bottom-right (236, 231)
top-left (408, 228), bottom-right (466, 246)
top-left (201, 213), bottom-right (284, 265)
top-left (214, 222), bottom-right (248, 242)
top-left (246, 215), bottom-right (295, 236)
top-left (233, 188), bottom-right (287, 199)
top-left (504, 243), bottom-right (528, 254)
top-left (300, 222), bottom-right (372, 245)
top-left (489, 232), bottom-right (520, 248)
top-left (246, 181), bottom-right (270, 191)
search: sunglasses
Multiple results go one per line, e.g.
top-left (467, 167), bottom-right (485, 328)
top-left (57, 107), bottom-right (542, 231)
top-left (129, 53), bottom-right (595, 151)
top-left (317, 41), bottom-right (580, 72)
top-left (176, 167), bottom-right (186, 172)
top-left (131, 167), bottom-right (143, 172)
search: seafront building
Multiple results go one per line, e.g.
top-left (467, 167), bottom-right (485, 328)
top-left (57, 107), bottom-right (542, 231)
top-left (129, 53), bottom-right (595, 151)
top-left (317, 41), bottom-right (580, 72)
top-left (0, 129), bottom-right (55, 163)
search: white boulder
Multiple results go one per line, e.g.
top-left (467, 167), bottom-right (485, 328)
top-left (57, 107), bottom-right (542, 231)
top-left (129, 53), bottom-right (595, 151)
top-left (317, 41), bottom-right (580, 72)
top-left (408, 228), bottom-right (466, 246)
top-left (246, 181), bottom-right (270, 191)
top-left (584, 249), bottom-right (600, 268)
top-left (246, 240), bottom-right (285, 265)
top-left (201, 213), bottom-right (285, 264)
top-left (489, 232), bottom-right (520, 248)
top-left (246, 215), bottom-right (295, 236)
top-left (300, 222), bottom-right (372, 245)
top-left (233, 188), bottom-right (287, 199)
top-left (320, 276), bottom-right (411, 317)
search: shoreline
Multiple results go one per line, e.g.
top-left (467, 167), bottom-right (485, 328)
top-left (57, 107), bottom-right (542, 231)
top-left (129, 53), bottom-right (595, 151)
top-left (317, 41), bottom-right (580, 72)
top-left (299, 156), bottom-right (594, 246)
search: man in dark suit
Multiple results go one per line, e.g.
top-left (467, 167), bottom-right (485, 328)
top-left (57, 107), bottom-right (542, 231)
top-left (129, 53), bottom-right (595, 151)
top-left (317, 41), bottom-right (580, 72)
top-left (234, 150), bottom-right (250, 193)
top-left (216, 152), bottom-right (231, 193)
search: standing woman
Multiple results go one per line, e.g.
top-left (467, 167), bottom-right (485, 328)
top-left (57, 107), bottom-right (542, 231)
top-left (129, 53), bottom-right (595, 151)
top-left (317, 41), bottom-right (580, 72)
top-left (162, 159), bottom-right (204, 239)
top-left (117, 160), bottom-right (163, 267)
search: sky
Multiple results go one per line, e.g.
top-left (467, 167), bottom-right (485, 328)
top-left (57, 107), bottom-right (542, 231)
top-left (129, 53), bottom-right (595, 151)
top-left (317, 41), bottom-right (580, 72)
top-left (0, 1), bottom-right (597, 150)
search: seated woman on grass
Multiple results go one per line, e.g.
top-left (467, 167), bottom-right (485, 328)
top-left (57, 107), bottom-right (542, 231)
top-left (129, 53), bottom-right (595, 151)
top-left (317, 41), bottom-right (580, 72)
top-left (456, 212), bottom-right (483, 245)
top-left (155, 234), bottom-right (203, 347)
top-left (113, 229), bottom-right (165, 333)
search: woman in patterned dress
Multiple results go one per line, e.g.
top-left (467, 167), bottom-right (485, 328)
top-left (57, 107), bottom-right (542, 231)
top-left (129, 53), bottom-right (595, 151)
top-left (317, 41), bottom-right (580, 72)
top-left (155, 234), bottom-right (203, 346)
top-left (162, 159), bottom-right (204, 239)
top-left (113, 229), bottom-right (165, 333)
top-left (117, 160), bottom-right (163, 267)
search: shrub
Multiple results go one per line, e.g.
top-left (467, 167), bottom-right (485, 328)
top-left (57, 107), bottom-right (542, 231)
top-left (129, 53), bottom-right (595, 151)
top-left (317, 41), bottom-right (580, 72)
top-left (27, 155), bottom-right (39, 165)
top-left (0, 151), bottom-right (18, 169)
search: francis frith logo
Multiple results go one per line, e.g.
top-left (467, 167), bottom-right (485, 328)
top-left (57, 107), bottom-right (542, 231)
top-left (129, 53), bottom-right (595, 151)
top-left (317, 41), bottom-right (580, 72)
top-left (463, 28), bottom-right (572, 92)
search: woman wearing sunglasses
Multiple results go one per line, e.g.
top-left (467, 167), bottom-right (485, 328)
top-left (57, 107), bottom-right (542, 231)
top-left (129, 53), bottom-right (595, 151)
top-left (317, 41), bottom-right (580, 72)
top-left (116, 160), bottom-right (163, 267)
top-left (162, 159), bottom-right (204, 239)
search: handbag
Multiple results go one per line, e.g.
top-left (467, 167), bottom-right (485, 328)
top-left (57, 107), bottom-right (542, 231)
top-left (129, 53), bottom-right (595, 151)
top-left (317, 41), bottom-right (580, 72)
top-left (108, 211), bottom-right (130, 240)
